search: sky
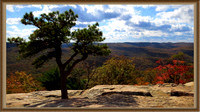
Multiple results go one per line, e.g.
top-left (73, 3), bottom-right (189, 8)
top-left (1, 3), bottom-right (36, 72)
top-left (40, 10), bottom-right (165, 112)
top-left (6, 4), bottom-right (194, 43)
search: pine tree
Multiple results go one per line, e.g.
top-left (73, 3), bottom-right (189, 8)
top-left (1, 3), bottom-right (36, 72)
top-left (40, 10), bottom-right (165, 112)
top-left (8, 9), bottom-right (111, 99)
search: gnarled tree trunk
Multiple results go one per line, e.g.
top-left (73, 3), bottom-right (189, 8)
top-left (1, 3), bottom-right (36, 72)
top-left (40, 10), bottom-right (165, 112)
top-left (60, 71), bottom-right (68, 99)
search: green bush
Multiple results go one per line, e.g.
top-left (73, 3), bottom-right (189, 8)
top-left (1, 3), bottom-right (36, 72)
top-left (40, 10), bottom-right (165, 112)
top-left (89, 56), bottom-right (137, 86)
top-left (67, 68), bottom-right (87, 90)
top-left (37, 68), bottom-right (61, 90)
top-left (38, 67), bottom-right (86, 90)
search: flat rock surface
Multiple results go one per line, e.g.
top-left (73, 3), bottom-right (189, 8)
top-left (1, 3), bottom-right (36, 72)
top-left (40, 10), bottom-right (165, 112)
top-left (6, 82), bottom-right (195, 108)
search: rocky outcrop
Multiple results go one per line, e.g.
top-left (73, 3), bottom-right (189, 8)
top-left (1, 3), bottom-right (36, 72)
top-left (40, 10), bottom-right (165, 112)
top-left (81, 85), bottom-right (152, 99)
top-left (6, 82), bottom-right (194, 108)
top-left (184, 81), bottom-right (194, 87)
top-left (81, 83), bottom-right (194, 98)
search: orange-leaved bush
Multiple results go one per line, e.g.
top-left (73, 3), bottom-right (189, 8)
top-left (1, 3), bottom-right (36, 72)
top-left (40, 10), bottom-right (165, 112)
top-left (7, 71), bottom-right (43, 94)
top-left (135, 77), bottom-right (150, 85)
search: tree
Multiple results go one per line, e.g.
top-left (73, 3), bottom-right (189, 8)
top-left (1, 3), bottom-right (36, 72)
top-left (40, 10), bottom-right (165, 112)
top-left (8, 9), bottom-right (111, 99)
top-left (90, 56), bottom-right (136, 86)
top-left (169, 52), bottom-right (193, 65)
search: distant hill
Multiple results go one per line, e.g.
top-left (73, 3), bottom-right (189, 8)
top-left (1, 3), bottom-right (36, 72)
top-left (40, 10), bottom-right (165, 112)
top-left (6, 42), bottom-right (194, 75)
top-left (6, 43), bottom-right (17, 48)
top-left (61, 42), bottom-right (193, 57)
top-left (107, 42), bottom-right (193, 57)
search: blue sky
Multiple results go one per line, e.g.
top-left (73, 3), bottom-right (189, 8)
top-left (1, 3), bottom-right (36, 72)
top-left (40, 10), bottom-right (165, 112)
top-left (6, 4), bottom-right (194, 43)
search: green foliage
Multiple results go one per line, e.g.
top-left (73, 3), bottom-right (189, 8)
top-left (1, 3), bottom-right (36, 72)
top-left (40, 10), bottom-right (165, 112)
top-left (143, 69), bottom-right (157, 83)
top-left (170, 52), bottom-right (187, 60)
top-left (37, 68), bottom-right (61, 90)
top-left (67, 68), bottom-right (87, 90)
top-left (7, 37), bottom-right (26, 44)
top-left (71, 23), bottom-right (110, 56)
top-left (7, 42), bottom-right (193, 77)
top-left (169, 52), bottom-right (193, 65)
top-left (88, 52), bottom-right (194, 87)
top-left (8, 10), bottom-right (78, 68)
top-left (89, 56), bottom-right (137, 86)
top-left (7, 9), bottom-right (110, 99)
top-left (38, 67), bottom-right (87, 90)
top-left (66, 78), bottom-right (87, 90)
top-left (7, 9), bottom-right (110, 69)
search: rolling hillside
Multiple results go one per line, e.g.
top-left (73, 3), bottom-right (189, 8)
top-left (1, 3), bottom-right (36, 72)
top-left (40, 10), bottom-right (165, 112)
top-left (6, 42), bottom-right (194, 75)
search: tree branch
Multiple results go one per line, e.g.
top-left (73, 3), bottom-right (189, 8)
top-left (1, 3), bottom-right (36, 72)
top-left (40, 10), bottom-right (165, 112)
top-left (63, 51), bottom-right (78, 67)
top-left (64, 54), bottom-right (88, 76)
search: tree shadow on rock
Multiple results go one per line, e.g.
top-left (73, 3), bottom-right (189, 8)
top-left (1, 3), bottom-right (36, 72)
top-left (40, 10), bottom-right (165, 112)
top-left (42, 98), bottom-right (98, 107)
top-left (96, 93), bottom-right (139, 107)
top-left (29, 93), bottom-right (139, 108)
top-left (44, 94), bottom-right (138, 108)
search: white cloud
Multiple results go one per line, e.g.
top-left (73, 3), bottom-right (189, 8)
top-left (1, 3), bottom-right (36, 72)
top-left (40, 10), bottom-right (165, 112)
top-left (6, 5), bottom-right (194, 42)
top-left (6, 18), bottom-right (21, 25)
top-left (48, 5), bottom-right (60, 9)
top-left (7, 25), bottom-right (36, 38)
top-left (156, 5), bottom-right (193, 24)
top-left (129, 15), bottom-right (153, 24)
top-left (170, 24), bottom-right (189, 31)
top-left (155, 5), bottom-right (170, 11)
top-left (9, 26), bottom-right (20, 31)
top-left (155, 5), bottom-right (184, 11)
top-left (31, 5), bottom-right (42, 9)
top-left (79, 5), bottom-right (104, 16)
top-left (32, 5), bottom-right (67, 17)
top-left (174, 32), bottom-right (183, 36)
top-left (79, 5), bottom-right (139, 18)
top-left (6, 5), bottom-right (42, 12)
top-left (33, 5), bottom-right (51, 17)
top-left (64, 5), bottom-right (77, 8)
top-left (133, 5), bottom-right (155, 9)
top-left (6, 5), bottom-right (14, 12)
top-left (142, 30), bottom-right (169, 37)
top-left (95, 5), bottom-right (173, 42)
top-left (15, 5), bottom-right (24, 8)
top-left (19, 5), bottom-right (42, 9)
top-left (76, 21), bottom-right (96, 25)
top-left (106, 5), bottom-right (140, 16)
top-left (99, 19), bottom-right (135, 41)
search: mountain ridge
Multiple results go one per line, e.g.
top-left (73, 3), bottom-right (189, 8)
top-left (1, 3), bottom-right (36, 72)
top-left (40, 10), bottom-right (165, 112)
top-left (6, 42), bottom-right (193, 75)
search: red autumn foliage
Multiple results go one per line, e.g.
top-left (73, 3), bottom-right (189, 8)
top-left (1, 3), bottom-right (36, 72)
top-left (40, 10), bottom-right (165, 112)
top-left (154, 60), bottom-right (193, 84)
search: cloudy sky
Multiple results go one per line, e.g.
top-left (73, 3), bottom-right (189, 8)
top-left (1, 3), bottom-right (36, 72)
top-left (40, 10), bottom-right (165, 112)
top-left (6, 4), bottom-right (194, 43)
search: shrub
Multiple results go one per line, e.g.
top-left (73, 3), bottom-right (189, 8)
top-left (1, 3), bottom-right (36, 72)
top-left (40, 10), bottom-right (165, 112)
top-left (7, 71), bottom-right (43, 94)
top-left (38, 67), bottom-right (86, 90)
top-left (143, 69), bottom-right (157, 84)
top-left (37, 68), bottom-right (61, 90)
top-left (89, 56), bottom-right (137, 86)
top-left (154, 59), bottom-right (193, 84)
top-left (67, 68), bottom-right (87, 90)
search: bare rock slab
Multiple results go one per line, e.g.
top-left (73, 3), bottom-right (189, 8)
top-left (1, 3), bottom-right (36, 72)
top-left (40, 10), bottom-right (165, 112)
top-left (81, 85), bottom-right (152, 99)
top-left (6, 83), bottom-right (194, 108)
